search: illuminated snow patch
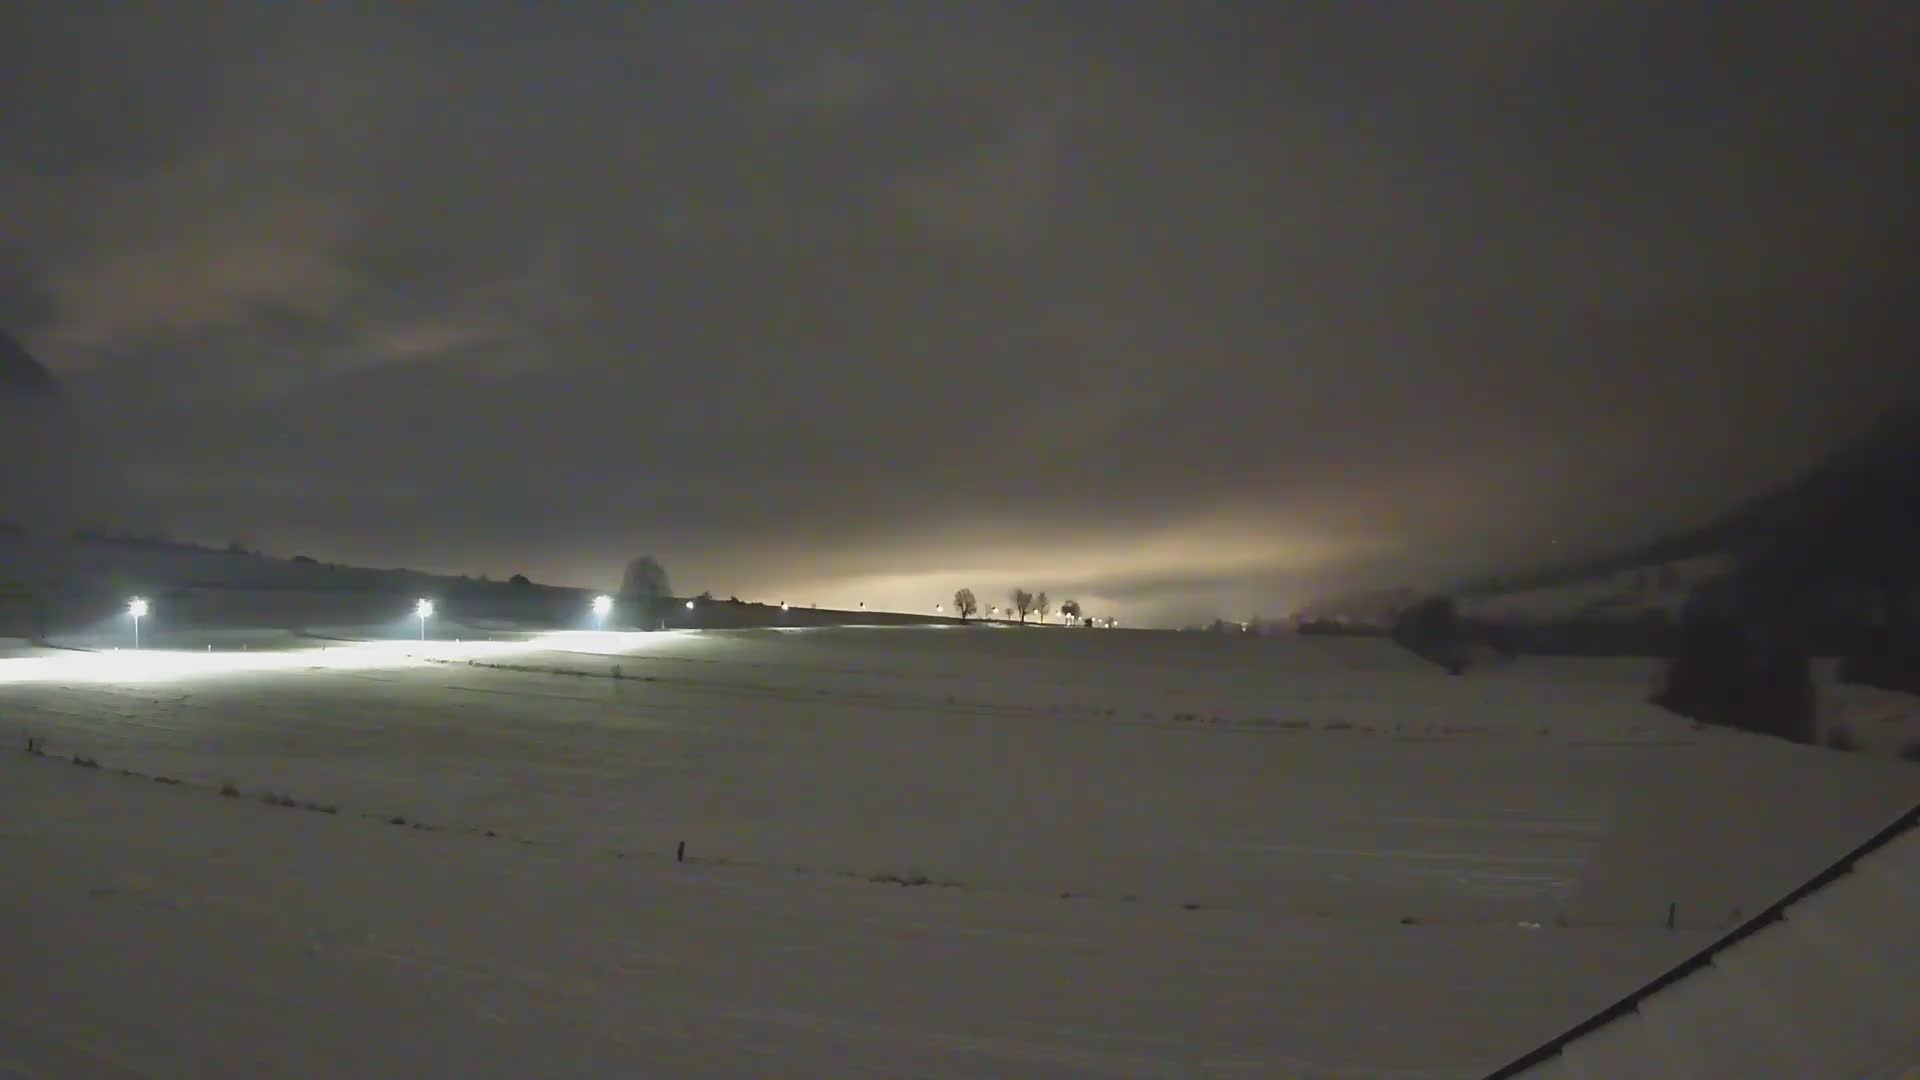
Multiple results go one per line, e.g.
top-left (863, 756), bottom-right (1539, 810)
top-left (526, 629), bottom-right (716, 655)
top-left (0, 627), bottom-right (737, 686)
top-left (0, 642), bottom-right (493, 686)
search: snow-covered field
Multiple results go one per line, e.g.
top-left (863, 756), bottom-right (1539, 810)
top-left (3, 626), bottom-right (1916, 1077)
top-left (1813, 662), bottom-right (1920, 759)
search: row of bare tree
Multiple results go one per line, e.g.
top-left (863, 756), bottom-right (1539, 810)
top-left (951, 588), bottom-right (1083, 624)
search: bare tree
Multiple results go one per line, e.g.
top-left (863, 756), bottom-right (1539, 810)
top-left (1035, 591), bottom-right (1051, 623)
top-left (953, 588), bottom-right (978, 620)
top-left (621, 555), bottom-right (671, 601)
top-left (1061, 599), bottom-right (1082, 622)
top-left (1011, 588), bottom-right (1035, 623)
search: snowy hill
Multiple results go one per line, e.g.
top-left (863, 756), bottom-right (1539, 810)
top-left (0, 328), bottom-right (123, 532)
top-left (0, 531), bottom-right (963, 643)
top-left (0, 530), bottom-right (593, 640)
top-left (0, 327), bottom-right (57, 397)
top-left (1460, 405), bottom-right (1920, 617)
top-left (1458, 556), bottom-right (1729, 625)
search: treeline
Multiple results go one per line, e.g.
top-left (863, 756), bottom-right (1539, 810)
top-left (948, 588), bottom-right (1107, 626)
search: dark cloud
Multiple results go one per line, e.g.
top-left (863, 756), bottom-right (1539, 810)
top-left (3, 3), bottom-right (1916, 622)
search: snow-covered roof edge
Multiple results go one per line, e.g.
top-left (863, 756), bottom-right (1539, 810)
top-left (1482, 798), bottom-right (1920, 1078)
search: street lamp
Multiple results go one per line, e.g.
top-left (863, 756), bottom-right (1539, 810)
top-left (127, 597), bottom-right (148, 649)
top-left (685, 599), bottom-right (695, 610)
top-left (415, 598), bottom-right (434, 640)
top-left (591, 594), bottom-right (613, 626)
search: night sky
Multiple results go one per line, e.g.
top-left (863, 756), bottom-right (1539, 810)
top-left (4, 4), bottom-right (1916, 623)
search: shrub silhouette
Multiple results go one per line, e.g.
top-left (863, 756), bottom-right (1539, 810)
top-left (1653, 615), bottom-right (1815, 744)
top-left (1392, 596), bottom-right (1467, 674)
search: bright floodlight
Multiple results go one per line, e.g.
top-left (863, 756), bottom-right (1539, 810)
top-left (415, 598), bottom-right (434, 618)
top-left (685, 599), bottom-right (695, 610)
top-left (127, 596), bottom-right (149, 650)
top-left (591, 594), bottom-right (613, 616)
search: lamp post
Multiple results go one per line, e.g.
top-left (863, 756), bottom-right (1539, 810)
top-left (128, 597), bottom-right (148, 650)
top-left (415, 598), bottom-right (434, 641)
top-left (591, 594), bottom-right (613, 627)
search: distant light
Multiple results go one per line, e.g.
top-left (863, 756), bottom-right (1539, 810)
top-left (415, 598), bottom-right (434, 618)
top-left (591, 595), bottom-right (613, 616)
top-left (780, 602), bottom-right (789, 610)
top-left (685, 599), bottom-right (695, 610)
top-left (935, 604), bottom-right (943, 612)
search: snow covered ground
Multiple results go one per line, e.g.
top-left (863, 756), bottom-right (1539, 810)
top-left (1812, 662), bottom-right (1920, 759)
top-left (1472, 653), bottom-right (1920, 763)
top-left (3, 627), bottom-right (1916, 1076)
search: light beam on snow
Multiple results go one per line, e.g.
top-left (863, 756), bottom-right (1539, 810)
top-left (0, 630), bottom-right (700, 686)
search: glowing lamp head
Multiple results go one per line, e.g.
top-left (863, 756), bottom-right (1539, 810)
top-left (127, 597), bottom-right (149, 618)
top-left (685, 599), bottom-right (695, 610)
top-left (591, 595), bottom-right (613, 616)
top-left (415, 599), bottom-right (434, 619)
